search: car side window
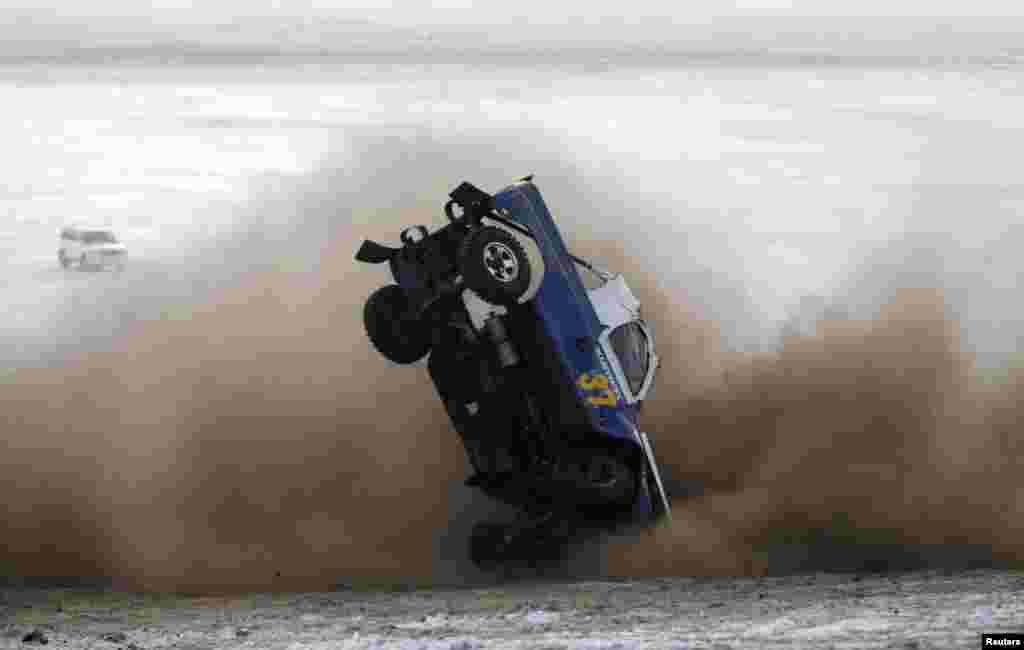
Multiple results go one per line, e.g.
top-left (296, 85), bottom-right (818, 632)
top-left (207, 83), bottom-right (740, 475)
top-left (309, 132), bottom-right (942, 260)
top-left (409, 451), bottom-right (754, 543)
top-left (608, 322), bottom-right (649, 397)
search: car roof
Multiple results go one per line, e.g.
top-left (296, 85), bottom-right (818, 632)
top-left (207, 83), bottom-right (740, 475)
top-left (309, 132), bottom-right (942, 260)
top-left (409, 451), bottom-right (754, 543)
top-left (62, 225), bottom-right (116, 234)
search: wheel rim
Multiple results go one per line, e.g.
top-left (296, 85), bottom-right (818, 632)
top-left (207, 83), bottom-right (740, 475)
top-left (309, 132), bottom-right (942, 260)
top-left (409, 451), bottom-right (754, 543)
top-left (482, 242), bottom-right (519, 283)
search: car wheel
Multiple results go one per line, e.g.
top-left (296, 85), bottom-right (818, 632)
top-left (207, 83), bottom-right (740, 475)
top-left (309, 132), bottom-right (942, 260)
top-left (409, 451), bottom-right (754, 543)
top-left (566, 449), bottom-right (636, 508)
top-left (586, 453), bottom-right (636, 505)
top-left (468, 522), bottom-right (509, 572)
top-left (58, 251), bottom-right (70, 269)
top-left (363, 285), bottom-right (431, 365)
top-left (79, 253), bottom-right (88, 270)
top-left (457, 226), bottom-right (531, 306)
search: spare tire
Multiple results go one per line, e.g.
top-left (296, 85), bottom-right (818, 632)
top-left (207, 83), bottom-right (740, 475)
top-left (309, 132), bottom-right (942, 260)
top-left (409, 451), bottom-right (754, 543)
top-left (364, 285), bottom-right (431, 364)
top-left (457, 226), bottom-right (532, 306)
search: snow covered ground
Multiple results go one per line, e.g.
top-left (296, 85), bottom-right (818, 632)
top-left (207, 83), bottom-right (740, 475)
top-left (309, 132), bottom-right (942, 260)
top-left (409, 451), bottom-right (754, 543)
top-left (3, 570), bottom-right (1021, 649)
top-left (3, 60), bottom-right (1024, 366)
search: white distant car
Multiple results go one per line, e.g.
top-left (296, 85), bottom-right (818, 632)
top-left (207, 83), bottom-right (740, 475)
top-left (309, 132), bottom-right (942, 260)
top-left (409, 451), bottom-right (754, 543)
top-left (58, 226), bottom-right (127, 271)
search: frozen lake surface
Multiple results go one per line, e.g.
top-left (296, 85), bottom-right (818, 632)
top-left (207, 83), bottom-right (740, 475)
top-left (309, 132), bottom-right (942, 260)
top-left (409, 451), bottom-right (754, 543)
top-left (2, 60), bottom-right (1023, 367)
top-left (3, 569), bottom-right (1021, 649)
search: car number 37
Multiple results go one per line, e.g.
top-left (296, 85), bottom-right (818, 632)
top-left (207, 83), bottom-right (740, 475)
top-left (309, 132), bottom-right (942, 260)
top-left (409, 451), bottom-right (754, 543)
top-left (577, 372), bottom-right (619, 407)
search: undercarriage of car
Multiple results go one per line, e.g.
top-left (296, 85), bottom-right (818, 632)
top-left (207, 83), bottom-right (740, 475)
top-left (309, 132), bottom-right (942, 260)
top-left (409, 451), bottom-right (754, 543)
top-left (355, 178), bottom-right (670, 571)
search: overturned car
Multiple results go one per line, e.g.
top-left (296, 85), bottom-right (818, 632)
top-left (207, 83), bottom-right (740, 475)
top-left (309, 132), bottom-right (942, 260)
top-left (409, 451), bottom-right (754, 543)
top-left (355, 178), bottom-right (671, 570)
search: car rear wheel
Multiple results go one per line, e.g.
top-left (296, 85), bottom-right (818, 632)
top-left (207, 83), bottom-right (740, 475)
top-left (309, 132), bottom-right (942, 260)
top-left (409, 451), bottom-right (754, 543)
top-left (458, 226), bottom-right (531, 306)
top-left (557, 448), bottom-right (637, 508)
top-left (58, 251), bottom-right (70, 269)
top-left (363, 285), bottom-right (431, 364)
top-left (468, 517), bottom-right (571, 573)
top-left (468, 522), bottom-right (509, 572)
top-left (584, 453), bottom-right (636, 506)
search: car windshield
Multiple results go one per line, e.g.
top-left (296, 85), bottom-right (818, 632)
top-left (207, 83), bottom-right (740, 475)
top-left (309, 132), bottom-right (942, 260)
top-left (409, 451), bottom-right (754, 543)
top-left (608, 322), bottom-right (650, 397)
top-left (574, 257), bottom-right (613, 290)
top-left (81, 230), bottom-right (117, 244)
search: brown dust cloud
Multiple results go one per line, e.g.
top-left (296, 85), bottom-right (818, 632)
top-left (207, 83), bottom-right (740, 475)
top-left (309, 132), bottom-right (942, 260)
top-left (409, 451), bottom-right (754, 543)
top-left (2, 132), bottom-right (1022, 592)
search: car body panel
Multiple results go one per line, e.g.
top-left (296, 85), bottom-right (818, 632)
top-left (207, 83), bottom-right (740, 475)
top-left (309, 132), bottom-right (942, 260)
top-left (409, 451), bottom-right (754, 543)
top-left (355, 178), bottom-right (670, 528)
top-left (492, 181), bottom-right (639, 448)
top-left (59, 226), bottom-right (126, 268)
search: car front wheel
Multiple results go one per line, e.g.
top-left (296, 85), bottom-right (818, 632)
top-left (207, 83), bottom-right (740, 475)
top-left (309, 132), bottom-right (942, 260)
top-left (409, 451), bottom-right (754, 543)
top-left (555, 447), bottom-right (637, 508)
top-left (363, 285), bottom-right (431, 364)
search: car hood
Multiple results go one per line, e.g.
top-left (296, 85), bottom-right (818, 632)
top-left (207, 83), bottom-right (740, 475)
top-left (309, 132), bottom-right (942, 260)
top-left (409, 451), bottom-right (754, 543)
top-left (587, 275), bottom-right (641, 330)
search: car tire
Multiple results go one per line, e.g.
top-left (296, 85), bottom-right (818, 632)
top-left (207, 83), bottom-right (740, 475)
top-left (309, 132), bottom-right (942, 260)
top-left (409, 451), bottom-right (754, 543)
top-left (468, 522), bottom-right (509, 572)
top-left (58, 251), bottom-right (70, 269)
top-left (79, 253), bottom-right (88, 270)
top-left (584, 453), bottom-right (637, 506)
top-left (457, 226), bottom-right (531, 306)
top-left (562, 448), bottom-right (637, 508)
top-left (363, 285), bottom-right (431, 365)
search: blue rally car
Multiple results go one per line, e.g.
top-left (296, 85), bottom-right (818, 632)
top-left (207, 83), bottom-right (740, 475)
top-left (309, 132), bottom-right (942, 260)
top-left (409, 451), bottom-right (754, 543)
top-left (355, 177), bottom-right (671, 570)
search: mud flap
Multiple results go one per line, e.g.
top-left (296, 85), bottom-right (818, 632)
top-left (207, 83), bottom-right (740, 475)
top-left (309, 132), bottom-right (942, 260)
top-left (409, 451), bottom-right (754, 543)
top-left (355, 239), bottom-right (397, 264)
top-left (637, 431), bottom-right (672, 522)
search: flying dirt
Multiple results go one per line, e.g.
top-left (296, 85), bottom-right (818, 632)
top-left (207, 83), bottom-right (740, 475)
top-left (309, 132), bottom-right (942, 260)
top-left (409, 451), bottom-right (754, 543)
top-left (1, 131), bottom-right (1023, 594)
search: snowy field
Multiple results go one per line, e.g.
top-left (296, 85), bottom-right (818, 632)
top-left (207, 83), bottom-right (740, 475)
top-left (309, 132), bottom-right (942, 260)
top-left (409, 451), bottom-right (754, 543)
top-left (3, 570), bottom-right (1022, 649)
top-left (2, 60), bottom-right (1024, 367)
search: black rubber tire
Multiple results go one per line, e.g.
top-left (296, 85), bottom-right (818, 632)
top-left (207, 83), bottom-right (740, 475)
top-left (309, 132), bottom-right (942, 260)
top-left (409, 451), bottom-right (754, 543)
top-left (468, 522), bottom-right (509, 572)
top-left (559, 448), bottom-right (637, 508)
top-left (584, 453), bottom-right (637, 506)
top-left (58, 251), bottom-right (70, 269)
top-left (469, 519), bottom-right (572, 573)
top-left (457, 226), bottom-right (531, 306)
top-left (363, 285), bottom-right (431, 365)
top-left (79, 253), bottom-right (88, 269)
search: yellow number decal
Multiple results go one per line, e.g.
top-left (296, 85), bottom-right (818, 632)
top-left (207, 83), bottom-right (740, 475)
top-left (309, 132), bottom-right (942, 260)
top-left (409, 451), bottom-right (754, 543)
top-left (577, 372), bottom-right (618, 407)
top-left (578, 372), bottom-right (609, 391)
